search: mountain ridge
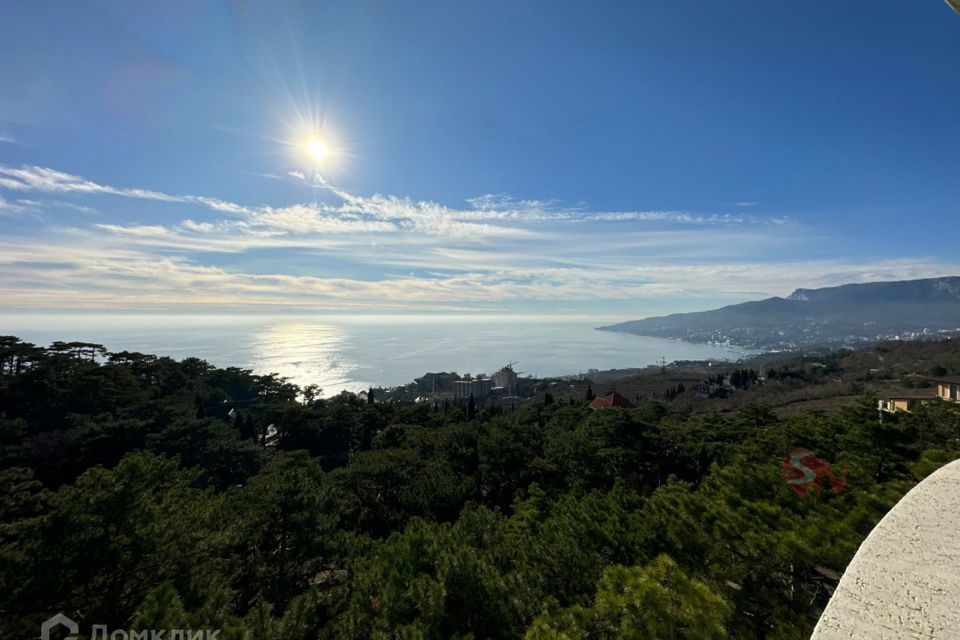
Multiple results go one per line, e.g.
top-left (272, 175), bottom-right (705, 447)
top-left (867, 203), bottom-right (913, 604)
top-left (599, 276), bottom-right (960, 350)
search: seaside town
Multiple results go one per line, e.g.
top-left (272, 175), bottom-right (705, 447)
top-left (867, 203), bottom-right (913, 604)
top-left (366, 339), bottom-right (960, 422)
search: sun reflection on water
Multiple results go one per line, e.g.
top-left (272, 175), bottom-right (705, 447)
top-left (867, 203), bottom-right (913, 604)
top-left (249, 323), bottom-right (367, 397)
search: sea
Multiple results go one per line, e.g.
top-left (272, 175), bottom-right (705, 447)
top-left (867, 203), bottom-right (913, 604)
top-left (0, 314), bottom-right (748, 397)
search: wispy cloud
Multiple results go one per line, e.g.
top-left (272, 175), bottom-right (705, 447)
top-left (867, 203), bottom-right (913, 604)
top-left (1, 233), bottom-right (956, 313)
top-left (242, 170), bottom-right (286, 181)
top-left (0, 165), bottom-right (539, 241)
top-left (0, 194), bottom-right (25, 215)
top-left (1, 162), bottom-right (954, 314)
top-left (17, 199), bottom-right (98, 214)
top-left (0, 164), bottom-right (791, 243)
top-left (0, 165), bottom-right (255, 216)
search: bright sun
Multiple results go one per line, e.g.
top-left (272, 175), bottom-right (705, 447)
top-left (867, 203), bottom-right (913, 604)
top-left (306, 137), bottom-right (331, 162)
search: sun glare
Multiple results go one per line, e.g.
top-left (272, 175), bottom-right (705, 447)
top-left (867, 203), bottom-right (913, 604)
top-left (279, 104), bottom-right (347, 176)
top-left (306, 137), bottom-right (331, 162)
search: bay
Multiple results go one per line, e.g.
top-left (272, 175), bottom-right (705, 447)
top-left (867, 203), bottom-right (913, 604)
top-left (0, 314), bottom-right (747, 396)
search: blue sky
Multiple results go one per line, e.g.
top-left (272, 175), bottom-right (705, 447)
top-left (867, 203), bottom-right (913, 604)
top-left (1, 0), bottom-right (959, 318)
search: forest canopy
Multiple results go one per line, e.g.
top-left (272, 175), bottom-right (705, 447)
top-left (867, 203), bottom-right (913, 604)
top-left (1, 335), bottom-right (959, 639)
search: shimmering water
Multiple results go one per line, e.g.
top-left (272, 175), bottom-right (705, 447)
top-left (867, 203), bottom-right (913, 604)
top-left (0, 314), bottom-right (747, 396)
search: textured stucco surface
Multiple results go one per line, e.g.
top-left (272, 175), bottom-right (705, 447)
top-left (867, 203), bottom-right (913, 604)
top-left (811, 459), bottom-right (960, 639)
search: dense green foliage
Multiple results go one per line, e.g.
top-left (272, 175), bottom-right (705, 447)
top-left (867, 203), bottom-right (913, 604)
top-left (2, 336), bottom-right (959, 639)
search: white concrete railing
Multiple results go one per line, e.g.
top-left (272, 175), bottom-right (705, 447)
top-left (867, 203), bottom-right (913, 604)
top-left (811, 459), bottom-right (960, 639)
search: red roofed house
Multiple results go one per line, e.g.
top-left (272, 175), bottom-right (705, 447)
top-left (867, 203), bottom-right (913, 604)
top-left (589, 391), bottom-right (634, 410)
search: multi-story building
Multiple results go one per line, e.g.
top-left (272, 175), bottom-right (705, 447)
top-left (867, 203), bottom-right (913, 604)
top-left (492, 365), bottom-right (519, 392)
top-left (454, 375), bottom-right (493, 402)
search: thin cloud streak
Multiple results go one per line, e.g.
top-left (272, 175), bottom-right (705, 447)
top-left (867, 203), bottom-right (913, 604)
top-left (0, 165), bottom-right (255, 216)
top-left (0, 194), bottom-right (25, 215)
